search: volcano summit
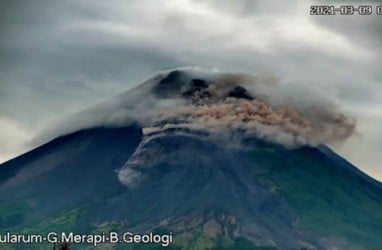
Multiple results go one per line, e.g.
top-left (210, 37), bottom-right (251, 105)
top-left (0, 68), bottom-right (381, 250)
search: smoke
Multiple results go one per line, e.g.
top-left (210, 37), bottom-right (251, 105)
top-left (142, 69), bottom-right (355, 148)
top-left (32, 67), bottom-right (355, 150)
top-left (146, 98), bottom-right (354, 147)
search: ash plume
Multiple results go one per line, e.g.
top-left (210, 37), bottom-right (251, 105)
top-left (33, 68), bottom-right (356, 149)
top-left (144, 70), bottom-right (355, 148)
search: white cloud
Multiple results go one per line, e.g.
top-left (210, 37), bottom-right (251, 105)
top-left (0, 116), bottom-right (32, 163)
top-left (1, 0), bottom-right (381, 181)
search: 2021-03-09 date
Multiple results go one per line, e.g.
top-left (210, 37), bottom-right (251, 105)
top-left (310, 5), bottom-right (379, 15)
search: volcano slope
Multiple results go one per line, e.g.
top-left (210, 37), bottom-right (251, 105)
top-left (0, 69), bottom-right (381, 250)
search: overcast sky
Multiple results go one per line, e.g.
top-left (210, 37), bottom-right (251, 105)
top-left (1, 0), bottom-right (381, 180)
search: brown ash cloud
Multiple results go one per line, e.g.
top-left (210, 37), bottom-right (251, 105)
top-left (144, 70), bottom-right (355, 147)
top-left (33, 68), bottom-right (356, 149)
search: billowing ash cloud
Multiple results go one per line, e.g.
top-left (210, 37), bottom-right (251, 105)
top-left (33, 67), bottom-right (355, 150)
top-left (144, 68), bottom-right (355, 147)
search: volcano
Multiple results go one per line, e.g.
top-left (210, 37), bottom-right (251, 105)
top-left (0, 69), bottom-right (381, 250)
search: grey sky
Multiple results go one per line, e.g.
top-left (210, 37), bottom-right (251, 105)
top-left (1, 0), bottom-right (381, 180)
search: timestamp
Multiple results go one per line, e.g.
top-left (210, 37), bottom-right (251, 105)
top-left (310, 5), bottom-right (378, 16)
